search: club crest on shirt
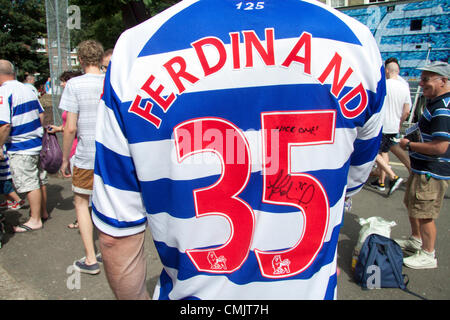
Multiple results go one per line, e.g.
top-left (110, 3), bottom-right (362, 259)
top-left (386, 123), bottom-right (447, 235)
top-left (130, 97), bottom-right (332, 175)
top-left (0, 96), bottom-right (3, 105)
top-left (207, 251), bottom-right (227, 270)
top-left (272, 255), bottom-right (291, 275)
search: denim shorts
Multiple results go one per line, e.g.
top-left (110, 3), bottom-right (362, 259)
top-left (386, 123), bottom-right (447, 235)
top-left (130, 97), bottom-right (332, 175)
top-left (0, 179), bottom-right (14, 195)
top-left (8, 154), bottom-right (48, 193)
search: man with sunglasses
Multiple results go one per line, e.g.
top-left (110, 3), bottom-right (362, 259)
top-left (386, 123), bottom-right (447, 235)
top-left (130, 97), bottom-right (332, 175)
top-left (398, 61), bottom-right (450, 269)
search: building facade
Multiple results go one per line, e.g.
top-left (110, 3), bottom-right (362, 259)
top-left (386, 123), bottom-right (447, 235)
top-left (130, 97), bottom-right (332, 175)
top-left (320, 0), bottom-right (449, 80)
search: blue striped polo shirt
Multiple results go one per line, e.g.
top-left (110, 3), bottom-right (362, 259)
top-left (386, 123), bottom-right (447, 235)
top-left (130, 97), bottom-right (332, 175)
top-left (0, 80), bottom-right (44, 155)
top-left (410, 92), bottom-right (450, 179)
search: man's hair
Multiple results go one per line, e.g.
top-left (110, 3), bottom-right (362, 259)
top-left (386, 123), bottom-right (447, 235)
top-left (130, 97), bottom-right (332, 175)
top-left (0, 60), bottom-right (15, 76)
top-left (386, 62), bottom-right (400, 74)
top-left (385, 57), bottom-right (399, 67)
top-left (59, 70), bottom-right (83, 82)
top-left (103, 48), bottom-right (114, 58)
top-left (25, 74), bottom-right (35, 83)
top-left (77, 40), bottom-right (104, 67)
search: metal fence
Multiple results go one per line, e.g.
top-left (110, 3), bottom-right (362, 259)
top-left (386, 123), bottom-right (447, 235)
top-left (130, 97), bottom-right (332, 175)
top-left (45, 0), bottom-right (72, 126)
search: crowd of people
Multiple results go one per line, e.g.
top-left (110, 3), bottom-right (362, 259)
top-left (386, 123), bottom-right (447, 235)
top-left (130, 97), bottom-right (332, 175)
top-left (0, 41), bottom-right (112, 273)
top-left (359, 59), bottom-right (450, 270)
top-left (0, 0), bottom-right (448, 300)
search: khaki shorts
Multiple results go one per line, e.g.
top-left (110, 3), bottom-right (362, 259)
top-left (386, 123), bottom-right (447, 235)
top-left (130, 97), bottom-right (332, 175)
top-left (72, 166), bottom-right (94, 195)
top-left (8, 153), bottom-right (48, 194)
top-left (404, 173), bottom-right (448, 219)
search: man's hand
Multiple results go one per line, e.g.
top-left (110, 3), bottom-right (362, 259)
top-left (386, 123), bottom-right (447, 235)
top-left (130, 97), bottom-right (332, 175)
top-left (59, 158), bottom-right (72, 178)
top-left (399, 137), bottom-right (448, 155)
top-left (399, 138), bottom-right (410, 150)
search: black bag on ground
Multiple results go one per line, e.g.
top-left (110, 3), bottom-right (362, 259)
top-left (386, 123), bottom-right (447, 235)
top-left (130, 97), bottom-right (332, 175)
top-left (354, 233), bottom-right (426, 299)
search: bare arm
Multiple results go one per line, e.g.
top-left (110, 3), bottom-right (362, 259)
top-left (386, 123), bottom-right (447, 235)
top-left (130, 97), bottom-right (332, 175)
top-left (48, 124), bottom-right (64, 133)
top-left (400, 103), bottom-right (410, 125)
top-left (99, 230), bottom-right (150, 300)
top-left (400, 138), bottom-right (449, 156)
top-left (60, 111), bottom-right (77, 177)
top-left (0, 124), bottom-right (11, 160)
top-left (39, 112), bottom-right (45, 128)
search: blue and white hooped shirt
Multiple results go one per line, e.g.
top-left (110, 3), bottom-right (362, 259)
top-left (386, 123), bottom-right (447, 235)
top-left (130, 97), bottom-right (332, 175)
top-left (0, 146), bottom-right (12, 181)
top-left (0, 80), bottom-right (44, 155)
top-left (93, 0), bottom-right (386, 300)
top-left (410, 92), bottom-right (450, 179)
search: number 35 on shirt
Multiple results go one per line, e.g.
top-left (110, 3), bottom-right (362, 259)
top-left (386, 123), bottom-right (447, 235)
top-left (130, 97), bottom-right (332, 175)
top-left (174, 110), bottom-right (336, 278)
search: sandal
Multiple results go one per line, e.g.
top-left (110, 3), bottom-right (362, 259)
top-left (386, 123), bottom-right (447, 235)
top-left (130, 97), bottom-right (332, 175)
top-left (14, 224), bottom-right (43, 233)
top-left (68, 220), bottom-right (78, 229)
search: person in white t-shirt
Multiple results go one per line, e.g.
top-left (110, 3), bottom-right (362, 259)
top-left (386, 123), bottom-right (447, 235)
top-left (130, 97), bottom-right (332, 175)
top-left (383, 58), bottom-right (413, 173)
top-left (371, 62), bottom-right (410, 193)
top-left (384, 57), bottom-right (412, 108)
top-left (59, 40), bottom-right (105, 275)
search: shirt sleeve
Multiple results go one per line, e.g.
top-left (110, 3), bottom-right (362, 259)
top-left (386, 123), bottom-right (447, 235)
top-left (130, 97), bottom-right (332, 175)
top-left (92, 73), bottom-right (148, 237)
top-left (38, 99), bottom-right (45, 114)
top-left (346, 67), bottom-right (386, 197)
top-left (58, 81), bottom-right (79, 114)
top-left (430, 101), bottom-right (450, 141)
top-left (402, 85), bottom-right (411, 108)
top-left (0, 88), bottom-right (11, 125)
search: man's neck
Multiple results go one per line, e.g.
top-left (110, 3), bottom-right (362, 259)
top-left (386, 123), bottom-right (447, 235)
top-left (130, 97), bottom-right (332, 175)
top-left (387, 74), bottom-right (399, 80)
top-left (83, 65), bottom-right (102, 75)
top-left (0, 75), bottom-right (14, 86)
top-left (432, 87), bottom-right (450, 99)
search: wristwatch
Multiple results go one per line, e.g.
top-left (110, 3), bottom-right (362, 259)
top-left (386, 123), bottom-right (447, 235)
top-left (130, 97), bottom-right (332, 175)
top-left (406, 141), bottom-right (411, 151)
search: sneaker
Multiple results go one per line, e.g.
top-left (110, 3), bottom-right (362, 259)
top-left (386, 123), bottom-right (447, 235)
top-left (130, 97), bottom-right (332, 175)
top-left (0, 201), bottom-right (8, 210)
top-left (403, 249), bottom-right (437, 269)
top-left (388, 176), bottom-right (403, 196)
top-left (9, 199), bottom-right (25, 210)
top-left (73, 259), bottom-right (100, 275)
top-left (370, 180), bottom-right (385, 191)
top-left (395, 236), bottom-right (422, 253)
top-left (78, 253), bottom-right (103, 264)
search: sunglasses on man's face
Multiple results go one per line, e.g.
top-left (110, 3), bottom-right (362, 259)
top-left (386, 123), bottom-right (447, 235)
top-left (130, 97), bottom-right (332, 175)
top-left (420, 76), bottom-right (443, 83)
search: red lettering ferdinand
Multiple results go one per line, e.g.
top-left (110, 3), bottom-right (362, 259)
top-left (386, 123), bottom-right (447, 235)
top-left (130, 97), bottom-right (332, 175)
top-left (129, 28), bottom-right (369, 128)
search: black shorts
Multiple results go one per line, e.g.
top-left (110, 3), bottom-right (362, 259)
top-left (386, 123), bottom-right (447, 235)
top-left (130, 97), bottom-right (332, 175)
top-left (379, 133), bottom-right (398, 153)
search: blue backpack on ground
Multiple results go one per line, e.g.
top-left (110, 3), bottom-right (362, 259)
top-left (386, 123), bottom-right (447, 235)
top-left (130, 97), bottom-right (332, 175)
top-left (354, 233), bottom-right (406, 289)
top-left (354, 233), bottom-right (426, 299)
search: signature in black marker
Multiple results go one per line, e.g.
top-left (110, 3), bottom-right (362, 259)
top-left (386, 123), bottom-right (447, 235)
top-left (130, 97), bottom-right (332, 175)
top-left (266, 170), bottom-right (315, 206)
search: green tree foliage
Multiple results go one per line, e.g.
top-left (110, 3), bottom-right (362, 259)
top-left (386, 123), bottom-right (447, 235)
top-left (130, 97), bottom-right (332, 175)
top-left (0, 0), bottom-right (49, 83)
top-left (70, 0), bottom-right (180, 50)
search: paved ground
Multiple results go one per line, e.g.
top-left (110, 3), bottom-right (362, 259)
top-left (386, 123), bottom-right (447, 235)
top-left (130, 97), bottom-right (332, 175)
top-left (0, 158), bottom-right (448, 300)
